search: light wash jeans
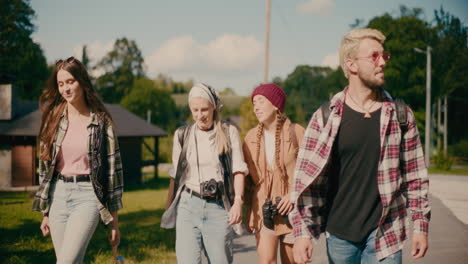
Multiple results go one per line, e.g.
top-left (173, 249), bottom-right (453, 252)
top-left (176, 190), bottom-right (234, 264)
top-left (326, 229), bottom-right (402, 264)
top-left (49, 179), bottom-right (100, 264)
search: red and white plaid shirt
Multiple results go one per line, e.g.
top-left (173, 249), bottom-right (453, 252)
top-left (289, 88), bottom-right (430, 260)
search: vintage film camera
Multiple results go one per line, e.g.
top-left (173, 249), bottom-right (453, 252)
top-left (200, 178), bottom-right (223, 198)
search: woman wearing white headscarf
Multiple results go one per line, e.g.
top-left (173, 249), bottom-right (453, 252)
top-left (161, 83), bottom-right (248, 264)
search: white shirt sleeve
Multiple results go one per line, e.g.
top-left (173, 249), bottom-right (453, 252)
top-left (170, 129), bottom-right (182, 179)
top-left (229, 125), bottom-right (249, 176)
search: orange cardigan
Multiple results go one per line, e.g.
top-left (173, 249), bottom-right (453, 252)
top-left (242, 119), bottom-right (305, 236)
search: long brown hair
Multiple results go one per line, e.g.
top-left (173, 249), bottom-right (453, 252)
top-left (39, 57), bottom-right (113, 161)
top-left (255, 110), bottom-right (287, 176)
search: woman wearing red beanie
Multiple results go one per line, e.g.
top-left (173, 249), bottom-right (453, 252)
top-left (243, 83), bottom-right (305, 264)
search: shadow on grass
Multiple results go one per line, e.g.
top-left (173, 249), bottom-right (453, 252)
top-left (0, 218), bottom-right (56, 264)
top-left (1, 209), bottom-right (175, 263)
top-left (124, 175), bottom-right (171, 192)
top-left (86, 208), bottom-right (175, 263)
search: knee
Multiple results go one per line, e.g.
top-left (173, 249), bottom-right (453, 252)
top-left (57, 257), bottom-right (80, 264)
top-left (258, 252), bottom-right (277, 264)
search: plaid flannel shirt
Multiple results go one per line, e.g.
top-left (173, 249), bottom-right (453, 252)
top-left (32, 108), bottom-right (124, 225)
top-left (289, 88), bottom-right (430, 260)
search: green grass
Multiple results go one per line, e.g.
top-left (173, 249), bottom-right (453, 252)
top-left (0, 171), bottom-right (176, 264)
top-left (428, 166), bottom-right (468, 176)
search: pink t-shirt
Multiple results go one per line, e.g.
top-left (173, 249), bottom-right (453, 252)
top-left (57, 117), bottom-right (91, 175)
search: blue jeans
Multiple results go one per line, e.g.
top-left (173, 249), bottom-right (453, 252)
top-left (326, 229), bottom-right (402, 264)
top-left (49, 180), bottom-right (100, 264)
top-left (176, 190), bottom-right (233, 264)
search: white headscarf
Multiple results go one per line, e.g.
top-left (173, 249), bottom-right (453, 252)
top-left (188, 83), bottom-right (222, 111)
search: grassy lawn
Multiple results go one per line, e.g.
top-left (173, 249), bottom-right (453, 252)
top-left (0, 171), bottom-right (176, 264)
top-left (428, 166), bottom-right (468, 176)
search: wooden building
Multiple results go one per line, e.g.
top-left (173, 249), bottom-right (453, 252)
top-left (0, 84), bottom-right (167, 189)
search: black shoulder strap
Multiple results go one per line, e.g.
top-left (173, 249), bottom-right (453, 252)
top-left (174, 124), bottom-right (192, 193)
top-left (178, 125), bottom-right (191, 147)
top-left (320, 101), bottom-right (331, 127)
top-left (394, 98), bottom-right (408, 132)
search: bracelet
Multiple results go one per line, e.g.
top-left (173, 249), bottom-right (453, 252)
top-left (234, 195), bottom-right (244, 203)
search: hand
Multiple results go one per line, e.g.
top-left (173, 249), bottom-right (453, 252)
top-left (109, 225), bottom-right (120, 248)
top-left (228, 202), bottom-right (242, 225)
top-left (411, 233), bottom-right (428, 259)
top-left (40, 216), bottom-right (50, 236)
top-left (293, 237), bottom-right (313, 264)
top-left (277, 196), bottom-right (294, 215)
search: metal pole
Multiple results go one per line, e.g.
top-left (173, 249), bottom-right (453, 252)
top-left (424, 46), bottom-right (432, 166)
top-left (263, 0), bottom-right (271, 83)
top-left (437, 98), bottom-right (441, 151)
top-left (443, 95), bottom-right (448, 157)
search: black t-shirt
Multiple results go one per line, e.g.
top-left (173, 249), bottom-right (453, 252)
top-left (326, 103), bottom-right (383, 242)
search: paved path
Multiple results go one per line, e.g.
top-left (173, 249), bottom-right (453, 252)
top-left (429, 174), bottom-right (468, 225)
top-left (230, 174), bottom-right (468, 263)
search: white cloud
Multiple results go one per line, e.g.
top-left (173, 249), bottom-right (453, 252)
top-left (72, 40), bottom-right (114, 64)
top-left (146, 34), bottom-right (263, 76)
top-left (71, 40), bottom-right (114, 76)
top-left (296, 0), bottom-right (335, 15)
top-left (321, 51), bottom-right (339, 69)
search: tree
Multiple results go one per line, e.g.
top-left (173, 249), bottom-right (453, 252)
top-left (367, 6), bottom-right (467, 144)
top-left (239, 97), bottom-right (256, 138)
top-left (280, 65), bottom-right (344, 125)
top-left (432, 8), bottom-right (468, 144)
top-left (153, 74), bottom-right (193, 94)
top-left (94, 38), bottom-right (145, 103)
top-left (366, 8), bottom-right (436, 111)
top-left (81, 45), bottom-right (90, 70)
top-left (0, 0), bottom-right (49, 100)
top-left (220, 87), bottom-right (237, 96)
top-left (120, 77), bottom-right (178, 132)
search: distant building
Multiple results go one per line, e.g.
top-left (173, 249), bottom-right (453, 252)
top-left (0, 83), bottom-right (167, 190)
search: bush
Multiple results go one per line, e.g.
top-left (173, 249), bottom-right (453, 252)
top-left (449, 140), bottom-right (468, 158)
top-left (432, 150), bottom-right (455, 170)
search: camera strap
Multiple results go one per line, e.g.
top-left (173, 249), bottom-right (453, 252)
top-left (194, 127), bottom-right (203, 194)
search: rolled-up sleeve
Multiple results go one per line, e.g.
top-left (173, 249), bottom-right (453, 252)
top-left (170, 129), bottom-right (182, 179)
top-left (106, 124), bottom-right (124, 212)
top-left (229, 126), bottom-right (248, 176)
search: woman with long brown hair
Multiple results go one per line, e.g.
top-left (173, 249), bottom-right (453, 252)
top-left (32, 57), bottom-right (124, 263)
top-left (243, 83), bottom-right (305, 264)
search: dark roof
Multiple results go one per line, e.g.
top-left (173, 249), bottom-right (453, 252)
top-left (106, 104), bottom-right (167, 137)
top-left (0, 103), bottom-right (167, 137)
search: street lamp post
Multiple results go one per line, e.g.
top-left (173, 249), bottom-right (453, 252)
top-left (414, 46), bottom-right (432, 167)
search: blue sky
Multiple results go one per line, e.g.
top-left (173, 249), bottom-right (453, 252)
top-left (31, 0), bottom-right (467, 95)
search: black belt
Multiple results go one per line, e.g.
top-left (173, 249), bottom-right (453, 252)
top-left (185, 187), bottom-right (219, 201)
top-left (58, 174), bottom-right (90, 183)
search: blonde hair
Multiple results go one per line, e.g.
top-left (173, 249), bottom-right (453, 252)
top-left (214, 109), bottom-right (230, 155)
top-left (339, 28), bottom-right (386, 79)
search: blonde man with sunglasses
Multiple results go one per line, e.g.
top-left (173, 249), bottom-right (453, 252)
top-left (290, 28), bottom-right (430, 264)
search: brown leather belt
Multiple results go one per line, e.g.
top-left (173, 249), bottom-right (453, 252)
top-left (185, 187), bottom-right (219, 201)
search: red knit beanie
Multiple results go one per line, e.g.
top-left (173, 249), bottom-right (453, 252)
top-left (251, 83), bottom-right (286, 112)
